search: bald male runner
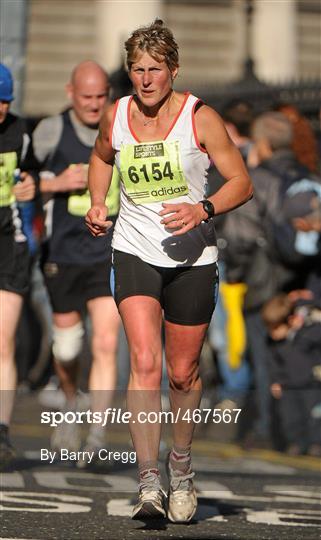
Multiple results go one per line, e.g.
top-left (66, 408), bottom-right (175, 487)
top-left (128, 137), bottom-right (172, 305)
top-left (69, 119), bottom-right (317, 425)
top-left (33, 62), bottom-right (120, 461)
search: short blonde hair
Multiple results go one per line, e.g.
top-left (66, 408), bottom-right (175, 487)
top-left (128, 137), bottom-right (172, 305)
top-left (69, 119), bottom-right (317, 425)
top-left (125, 19), bottom-right (179, 72)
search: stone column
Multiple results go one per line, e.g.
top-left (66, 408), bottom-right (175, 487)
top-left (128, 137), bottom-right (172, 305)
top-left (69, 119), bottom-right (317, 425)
top-left (0, 0), bottom-right (28, 114)
top-left (95, 0), bottom-right (163, 72)
top-left (251, 0), bottom-right (297, 82)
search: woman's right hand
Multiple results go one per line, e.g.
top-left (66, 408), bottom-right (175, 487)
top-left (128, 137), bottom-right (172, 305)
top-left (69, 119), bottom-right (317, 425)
top-left (85, 203), bottom-right (113, 237)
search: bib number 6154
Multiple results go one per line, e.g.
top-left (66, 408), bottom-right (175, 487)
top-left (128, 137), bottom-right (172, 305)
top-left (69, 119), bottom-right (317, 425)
top-left (127, 161), bottom-right (174, 184)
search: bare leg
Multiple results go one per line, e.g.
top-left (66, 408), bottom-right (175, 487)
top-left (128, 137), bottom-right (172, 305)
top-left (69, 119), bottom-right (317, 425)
top-left (53, 311), bottom-right (81, 404)
top-left (119, 296), bottom-right (163, 466)
top-left (165, 321), bottom-right (208, 523)
top-left (50, 311), bottom-right (83, 452)
top-left (86, 296), bottom-right (120, 443)
top-left (0, 290), bottom-right (23, 424)
top-left (165, 321), bottom-right (208, 450)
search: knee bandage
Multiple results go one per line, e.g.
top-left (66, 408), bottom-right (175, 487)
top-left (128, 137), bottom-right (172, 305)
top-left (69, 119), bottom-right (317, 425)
top-left (52, 322), bottom-right (84, 364)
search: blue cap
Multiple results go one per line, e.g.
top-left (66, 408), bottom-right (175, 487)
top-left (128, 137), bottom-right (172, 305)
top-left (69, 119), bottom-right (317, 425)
top-left (0, 64), bottom-right (14, 102)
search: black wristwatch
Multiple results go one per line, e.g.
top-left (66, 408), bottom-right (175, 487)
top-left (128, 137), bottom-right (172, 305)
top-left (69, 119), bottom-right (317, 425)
top-left (199, 199), bottom-right (215, 222)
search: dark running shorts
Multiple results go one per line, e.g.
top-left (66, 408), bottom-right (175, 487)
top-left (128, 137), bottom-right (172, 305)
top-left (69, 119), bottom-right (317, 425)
top-left (43, 260), bottom-right (113, 313)
top-left (112, 250), bottom-right (219, 326)
top-left (0, 236), bottom-right (30, 296)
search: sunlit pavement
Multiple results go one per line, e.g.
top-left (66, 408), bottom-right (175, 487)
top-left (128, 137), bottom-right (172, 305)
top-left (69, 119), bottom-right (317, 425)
top-left (1, 392), bottom-right (320, 540)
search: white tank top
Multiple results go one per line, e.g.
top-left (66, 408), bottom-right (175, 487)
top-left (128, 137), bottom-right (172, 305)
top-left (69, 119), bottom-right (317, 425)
top-left (111, 93), bottom-right (218, 267)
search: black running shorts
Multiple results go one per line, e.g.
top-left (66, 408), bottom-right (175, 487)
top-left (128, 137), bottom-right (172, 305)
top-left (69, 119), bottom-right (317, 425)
top-left (0, 236), bottom-right (30, 296)
top-left (112, 250), bottom-right (219, 326)
top-left (43, 260), bottom-right (113, 313)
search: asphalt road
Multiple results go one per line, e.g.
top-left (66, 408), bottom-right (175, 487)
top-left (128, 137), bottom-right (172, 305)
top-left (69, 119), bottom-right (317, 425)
top-left (1, 393), bottom-right (320, 540)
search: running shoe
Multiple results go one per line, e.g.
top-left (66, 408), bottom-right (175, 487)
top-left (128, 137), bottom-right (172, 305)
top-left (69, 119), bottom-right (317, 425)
top-left (132, 470), bottom-right (167, 520)
top-left (76, 437), bottom-right (105, 469)
top-left (166, 452), bottom-right (197, 523)
top-left (0, 427), bottom-right (16, 470)
top-left (38, 376), bottom-right (66, 410)
top-left (76, 428), bottom-right (109, 469)
top-left (50, 421), bottom-right (82, 454)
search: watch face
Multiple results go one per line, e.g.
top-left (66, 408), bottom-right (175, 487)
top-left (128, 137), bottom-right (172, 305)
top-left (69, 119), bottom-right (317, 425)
top-left (203, 200), bottom-right (214, 218)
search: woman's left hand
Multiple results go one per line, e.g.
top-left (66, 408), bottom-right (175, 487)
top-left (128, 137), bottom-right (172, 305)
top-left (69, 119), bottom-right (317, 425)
top-left (13, 173), bottom-right (36, 202)
top-left (159, 202), bottom-right (206, 235)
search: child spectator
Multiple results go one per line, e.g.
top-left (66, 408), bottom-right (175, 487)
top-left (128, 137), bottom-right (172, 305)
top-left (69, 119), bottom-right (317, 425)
top-left (262, 293), bottom-right (321, 457)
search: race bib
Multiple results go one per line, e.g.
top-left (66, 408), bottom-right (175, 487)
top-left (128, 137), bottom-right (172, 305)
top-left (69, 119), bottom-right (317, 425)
top-left (68, 165), bottom-right (120, 217)
top-left (0, 152), bottom-right (17, 206)
top-left (119, 140), bottom-right (188, 204)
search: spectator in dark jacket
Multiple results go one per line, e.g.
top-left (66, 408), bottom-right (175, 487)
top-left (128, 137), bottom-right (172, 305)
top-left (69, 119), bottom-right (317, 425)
top-left (262, 293), bottom-right (321, 457)
top-left (220, 112), bottom-right (318, 446)
top-left (207, 99), bottom-right (255, 411)
top-left (277, 183), bottom-right (321, 304)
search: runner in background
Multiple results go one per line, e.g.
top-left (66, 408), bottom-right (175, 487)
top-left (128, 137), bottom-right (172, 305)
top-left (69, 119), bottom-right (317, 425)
top-left (0, 64), bottom-right (37, 467)
top-left (86, 20), bottom-right (252, 522)
top-left (33, 61), bottom-right (120, 462)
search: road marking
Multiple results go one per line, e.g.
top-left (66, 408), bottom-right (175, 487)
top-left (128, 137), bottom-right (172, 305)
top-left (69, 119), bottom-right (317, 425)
top-left (245, 508), bottom-right (321, 527)
top-left (33, 471), bottom-right (137, 492)
top-left (0, 492), bottom-right (91, 513)
top-left (197, 481), bottom-right (321, 506)
top-left (2, 473), bottom-right (320, 506)
top-left (0, 473), bottom-right (24, 488)
top-left (1, 472), bottom-right (320, 531)
top-left (264, 485), bottom-right (321, 499)
top-left (107, 498), bottom-right (133, 516)
top-left (1, 486), bottom-right (319, 529)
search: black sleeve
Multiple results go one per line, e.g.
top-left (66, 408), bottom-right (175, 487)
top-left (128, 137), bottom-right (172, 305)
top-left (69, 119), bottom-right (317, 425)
top-left (267, 340), bottom-right (284, 384)
top-left (20, 123), bottom-right (40, 190)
